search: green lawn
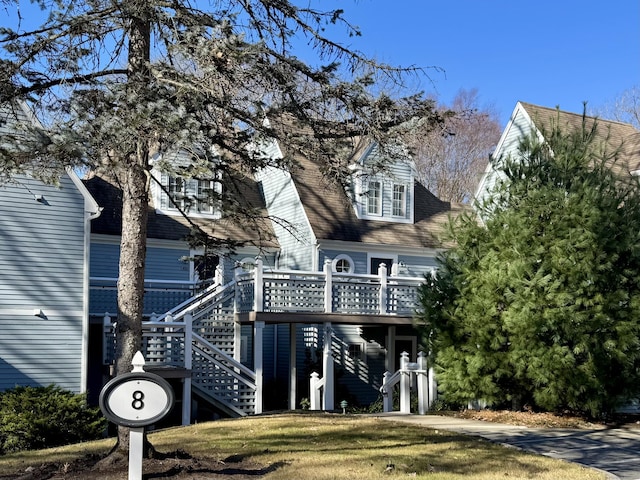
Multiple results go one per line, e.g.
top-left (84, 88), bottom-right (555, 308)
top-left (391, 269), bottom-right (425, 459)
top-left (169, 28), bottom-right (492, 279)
top-left (0, 413), bottom-right (606, 479)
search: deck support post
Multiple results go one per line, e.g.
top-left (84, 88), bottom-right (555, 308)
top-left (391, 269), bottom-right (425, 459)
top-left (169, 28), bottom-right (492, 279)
top-left (417, 351), bottom-right (428, 415)
top-left (254, 320), bottom-right (264, 414)
top-left (322, 322), bottom-right (334, 410)
top-left (289, 323), bottom-right (297, 410)
top-left (387, 326), bottom-right (397, 373)
top-left (182, 314), bottom-right (193, 425)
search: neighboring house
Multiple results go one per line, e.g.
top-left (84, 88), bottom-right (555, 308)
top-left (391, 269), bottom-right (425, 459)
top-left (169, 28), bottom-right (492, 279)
top-left (0, 102), bottom-right (101, 395)
top-left (87, 130), bottom-right (464, 421)
top-left (476, 101), bottom-right (640, 204)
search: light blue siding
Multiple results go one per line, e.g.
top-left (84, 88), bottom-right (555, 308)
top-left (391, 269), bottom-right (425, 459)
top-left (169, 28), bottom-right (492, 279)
top-left (320, 250), bottom-right (368, 274)
top-left (320, 249), bottom-right (437, 278)
top-left (357, 146), bottom-right (415, 222)
top-left (0, 173), bottom-right (87, 393)
top-left (256, 162), bottom-right (315, 271)
top-left (90, 242), bottom-right (192, 316)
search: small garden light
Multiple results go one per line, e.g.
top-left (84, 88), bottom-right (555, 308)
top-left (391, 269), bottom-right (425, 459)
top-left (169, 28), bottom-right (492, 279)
top-left (340, 400), bottom-right (348, 414)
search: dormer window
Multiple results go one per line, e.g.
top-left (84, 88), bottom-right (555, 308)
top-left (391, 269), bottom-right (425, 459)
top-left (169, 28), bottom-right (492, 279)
top-left (354, 176), bottom-right (413, 223)
top-left (366, 180), bottom-right (382, 215)
top-left (392, 184), bottom-right (406, 217)
top-left (349, 143), bottom-right (415, 224)
top-left (156, 172), bottom-right (222, 218)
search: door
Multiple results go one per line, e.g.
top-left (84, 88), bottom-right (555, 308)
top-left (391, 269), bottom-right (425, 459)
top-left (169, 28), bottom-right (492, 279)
top-left (370, 257), bottom-right (393, 275)
top-left (393, 336), bottom-right (417, 372)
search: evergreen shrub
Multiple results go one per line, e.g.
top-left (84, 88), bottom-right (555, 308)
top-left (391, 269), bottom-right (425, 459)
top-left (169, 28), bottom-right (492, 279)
top-left (0, 385), bottom-right (106, 453)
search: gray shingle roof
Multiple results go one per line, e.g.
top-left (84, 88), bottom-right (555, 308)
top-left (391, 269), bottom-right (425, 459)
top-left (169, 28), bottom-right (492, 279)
top-left (285, 146), bottom-right (467, 250)
top-left (520, 102), bottom-right (640, 173)
top-left (84, 171), bottom-right (278, 249)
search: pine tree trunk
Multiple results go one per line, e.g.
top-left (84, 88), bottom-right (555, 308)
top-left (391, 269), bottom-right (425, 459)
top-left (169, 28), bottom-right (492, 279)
top-left (112, 4), bottom-right (152, 454)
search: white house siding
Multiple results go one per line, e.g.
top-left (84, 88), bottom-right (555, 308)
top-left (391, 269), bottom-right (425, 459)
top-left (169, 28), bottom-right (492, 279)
top-left (0, 174), bottom-right (87, 393)
top-left (255, 164), bottom-right (316, 271)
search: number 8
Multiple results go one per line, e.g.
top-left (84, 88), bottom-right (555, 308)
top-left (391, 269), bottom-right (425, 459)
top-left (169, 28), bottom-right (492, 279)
top-left (131, 390), bottom-right (145, 410)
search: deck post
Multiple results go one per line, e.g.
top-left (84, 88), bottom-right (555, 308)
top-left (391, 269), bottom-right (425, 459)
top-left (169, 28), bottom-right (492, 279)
top-left (323, 259), bottom-right (332, 313)
top-left (400, 351), bottom-right (410, 414)
top-left (182, 314), bottom-right (193, 425)
top-left (382, 371), bottom-right (392, 413)
top-left (254, 320), bottom-right (264, 414)
top-left (233, 265), bottom-right (242, 313)
top-left (103, 313), bottom-right (112, 366)
top-left (254, 258), bottom-right (264, 312)
top-left (289, 323), bottom-right (297, 410)
top-left (386, 326), bottom-right (396, 373)
top-left (378, 263), bottom-right (388, 314)
top-left (428, 364), bottom-right (437, 409)
top-left (322, 322), bottom-right (334, 410)
top-left (417, 351), bottom-right (428, 415)
top-left (233, 321), bottom-right (242, 363)
top-left (310, 372), bottom-right (321, 410)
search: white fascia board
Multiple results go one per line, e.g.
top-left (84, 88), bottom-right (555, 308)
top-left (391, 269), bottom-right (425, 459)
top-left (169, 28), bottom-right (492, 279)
top-left (67, 168), bottom-right (102, 219)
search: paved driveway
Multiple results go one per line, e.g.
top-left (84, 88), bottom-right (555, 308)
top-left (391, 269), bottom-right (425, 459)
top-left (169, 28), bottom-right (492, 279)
top-left (373, 413), bottom-right (640, 480)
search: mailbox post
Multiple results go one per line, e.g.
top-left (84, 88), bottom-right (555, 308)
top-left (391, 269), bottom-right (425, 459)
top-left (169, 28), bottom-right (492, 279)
top-left (99, 351), bottom-right (175, 480)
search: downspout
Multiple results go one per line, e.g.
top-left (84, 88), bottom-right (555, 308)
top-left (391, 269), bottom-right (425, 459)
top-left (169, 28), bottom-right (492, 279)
top-left (70, 169), bottom-right (102, 393)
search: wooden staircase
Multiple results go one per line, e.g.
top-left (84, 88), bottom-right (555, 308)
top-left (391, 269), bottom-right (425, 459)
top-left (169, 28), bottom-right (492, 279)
top-left (102, 261), bottom-right (427, 422)
top-left (104, 279), bottom-right (259, 420)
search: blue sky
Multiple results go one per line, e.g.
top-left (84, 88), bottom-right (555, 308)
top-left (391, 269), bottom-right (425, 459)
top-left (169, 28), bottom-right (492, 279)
top-left (307, 0), bottom-right (639, 126)
top-left (5, 0), bottom-right (638, 127)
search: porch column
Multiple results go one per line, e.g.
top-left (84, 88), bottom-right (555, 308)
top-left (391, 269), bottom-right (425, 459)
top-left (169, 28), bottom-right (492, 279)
top-left (182, 314), bottom-right (193, 425)
top-left (289, 323), bottom-right (297, 410)
top-left (254, 320), bottom-right (265, 414)
top-left (322, 322), bottom-right (334, 410)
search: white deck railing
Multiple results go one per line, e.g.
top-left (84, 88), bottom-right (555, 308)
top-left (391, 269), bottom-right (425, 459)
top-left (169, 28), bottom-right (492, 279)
top-left (237, 258), bottom-right (427, 316)
top-left (102, 260), bottom-right (429, 419)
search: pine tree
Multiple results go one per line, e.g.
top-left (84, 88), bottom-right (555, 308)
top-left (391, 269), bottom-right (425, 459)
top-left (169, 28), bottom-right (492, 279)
top-left (419, 115), bottom-right (640, 417)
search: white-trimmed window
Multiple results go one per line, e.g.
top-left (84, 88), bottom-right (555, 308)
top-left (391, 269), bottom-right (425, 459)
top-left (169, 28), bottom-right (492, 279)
top-left (392, 184), bottom-right (406, 217)
top-left (238, 257), bottom-right (257, 272)
top-left (348, 342), bottom-right (365, 361)
top-left (159, 174), bottom-right (222, 217)
top-left (366, 180), bottom-right (382, 215)
top-left (332, 254), bottom-right (354, 273)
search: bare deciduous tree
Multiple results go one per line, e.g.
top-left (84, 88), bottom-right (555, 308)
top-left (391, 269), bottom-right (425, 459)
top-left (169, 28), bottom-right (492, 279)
top-left (595, 85), bottom-right (640, 129)
top-left (407, 88), bottom-right (502, 203)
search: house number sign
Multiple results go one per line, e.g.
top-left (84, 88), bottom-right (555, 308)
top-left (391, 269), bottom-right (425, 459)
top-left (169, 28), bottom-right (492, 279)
top-left (99, 372), bottom-right (174, 427)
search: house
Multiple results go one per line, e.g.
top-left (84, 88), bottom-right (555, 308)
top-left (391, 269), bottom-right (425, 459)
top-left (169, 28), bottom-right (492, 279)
top-left (0, 102), bottom-right (101, 395)
top-left (0, 98), bottom-right (462, 419)
top-left (476, 101), bottom-right (640, 204)
top-left (86, 128), bottom-right (464, 421)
